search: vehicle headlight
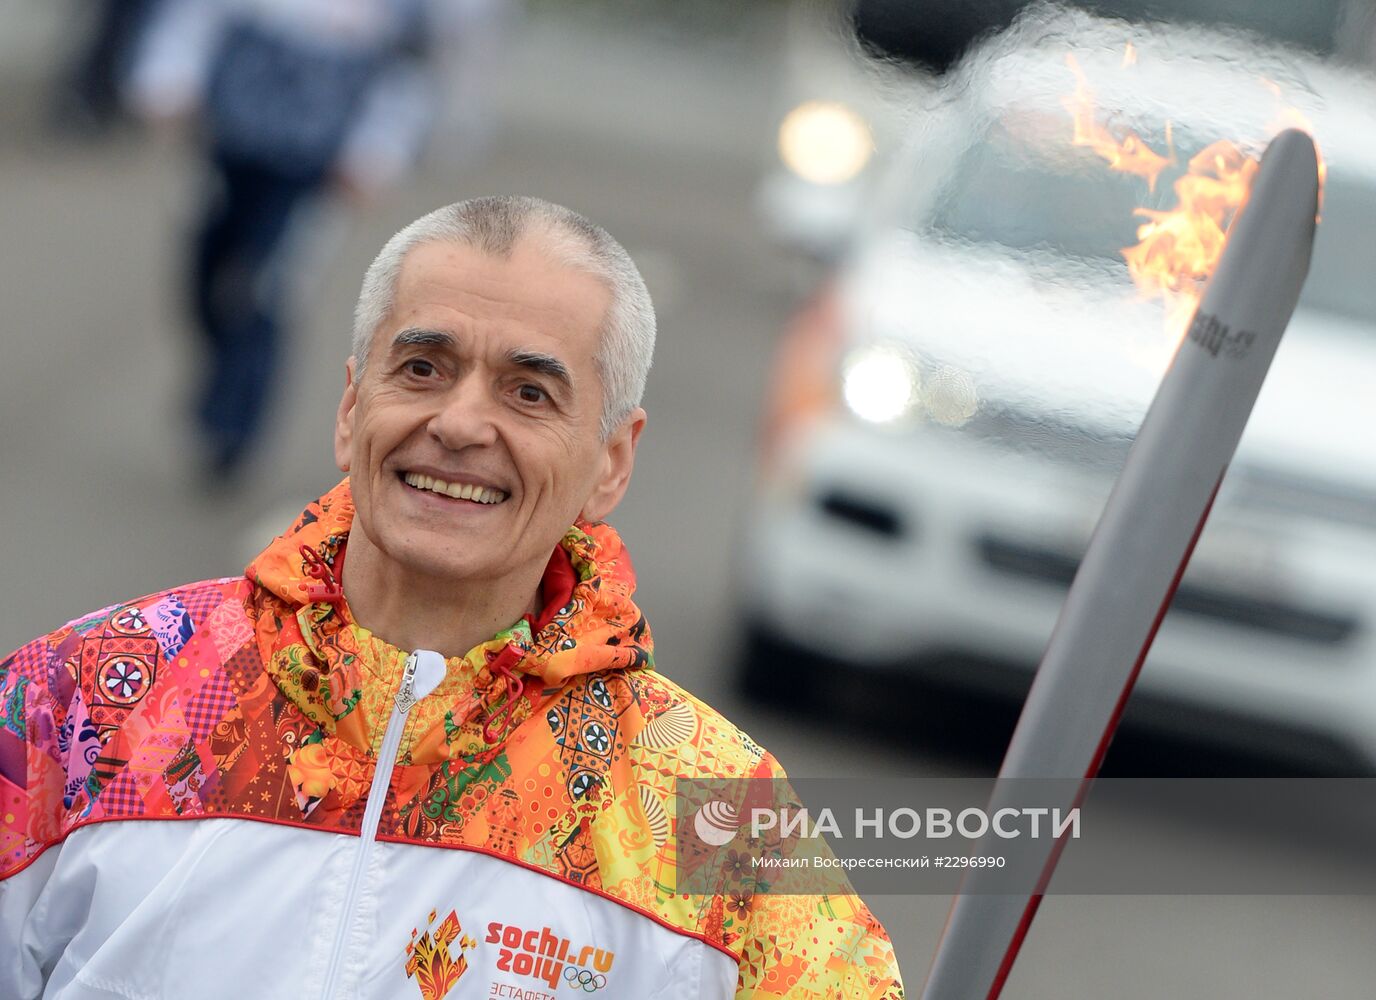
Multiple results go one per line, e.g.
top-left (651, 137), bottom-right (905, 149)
top-left (924, 364), bottom-right (979, 427)
top-left (841, 343), bottom-right (920, 424)
top-left (778, 100), bottom-right (874, 185)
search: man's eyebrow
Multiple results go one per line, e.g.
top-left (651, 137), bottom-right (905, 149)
top-left (391, 328), bottom-right (456, 351)
top-left (508, 350), bottom-right (573, 389)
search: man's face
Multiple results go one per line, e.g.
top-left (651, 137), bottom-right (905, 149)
top-left (334, 238), bottom-right (644, 588)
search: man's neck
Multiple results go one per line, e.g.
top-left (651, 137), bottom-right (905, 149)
top-left (339, 539), bottom-right (543, 660)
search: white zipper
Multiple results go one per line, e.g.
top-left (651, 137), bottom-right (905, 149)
top-left (317, 649), bottom-right (446, 1000)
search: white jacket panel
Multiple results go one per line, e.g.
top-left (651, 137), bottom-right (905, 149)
top-left (2, 818), bottom-right (736, 1000)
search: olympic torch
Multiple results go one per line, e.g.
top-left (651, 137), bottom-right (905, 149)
top-left (920, 128), bottom-right (1321, 999)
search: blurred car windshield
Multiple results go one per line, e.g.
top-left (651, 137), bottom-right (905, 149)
top-left (924, 118), bottom-right (1150, 262)
top-left (914, 116), bottom-right (1376, 327)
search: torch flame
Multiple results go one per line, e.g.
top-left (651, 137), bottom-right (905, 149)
top-left (1062, 54), bottom-right (1172, 192)
top-left (1065, 54), bottom-right (1324, 346)
top-left (1262, 78), bottom-right (1327, 216)
top-left (1123, 140), bottom-right (1258, 326)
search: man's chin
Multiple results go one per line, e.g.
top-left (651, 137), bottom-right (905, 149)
top-left (388, 546), bottom-right (493, 585)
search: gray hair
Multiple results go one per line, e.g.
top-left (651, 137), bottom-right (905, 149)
top-left (351, 196), bottom-right (655, 439)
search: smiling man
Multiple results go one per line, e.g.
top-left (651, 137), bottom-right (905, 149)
top-left (0, 197), bottom-right (903, 999)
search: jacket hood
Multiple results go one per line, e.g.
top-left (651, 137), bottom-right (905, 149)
top-left (243, 480), bottom-right (653, 769)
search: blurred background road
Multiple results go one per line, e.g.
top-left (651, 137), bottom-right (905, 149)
top-left (4, 1), bottom-right (1376, 995)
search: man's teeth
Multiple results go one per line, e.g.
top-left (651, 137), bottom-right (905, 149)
top-left (402, 473), bottom-right (507, 504)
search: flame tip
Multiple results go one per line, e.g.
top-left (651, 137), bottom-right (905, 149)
top-left (1063, 59), bottom-right (1269, 350)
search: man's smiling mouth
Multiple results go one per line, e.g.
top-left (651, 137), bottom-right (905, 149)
top-left (402, 472), bottom-right (508, 504)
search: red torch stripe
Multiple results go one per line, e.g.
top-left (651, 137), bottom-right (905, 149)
top-left (984, 470), bottom-right (1226, 1000)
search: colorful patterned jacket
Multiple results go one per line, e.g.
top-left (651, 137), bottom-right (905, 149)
top-left (0, 481), bottom-right (904, 999)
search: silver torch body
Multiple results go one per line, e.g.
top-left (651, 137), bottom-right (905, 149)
top-left (920, 128), bottom-right (1321, 1000)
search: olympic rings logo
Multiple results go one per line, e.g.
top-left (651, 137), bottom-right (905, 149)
top-left (563, 967), bottom-right (608, 992)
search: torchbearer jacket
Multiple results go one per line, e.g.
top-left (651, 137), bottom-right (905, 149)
top-left (0, 481), bottom-right (904, 1000)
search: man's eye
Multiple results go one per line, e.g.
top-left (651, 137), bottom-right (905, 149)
top-left (517, 384), bottom-right (548, 404)
top-left (404, 359), bottom-right (437, 379)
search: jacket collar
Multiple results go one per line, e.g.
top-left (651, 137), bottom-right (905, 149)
top-left (244, 479), bottom-right (653, 760)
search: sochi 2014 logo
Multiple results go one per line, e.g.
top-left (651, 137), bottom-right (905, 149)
top-left (405, 908), bottom-right (476, 1000)
top-left (486, 921), bottom-right (615, 993)
top-left (563, 966), bottom-right (608, 993)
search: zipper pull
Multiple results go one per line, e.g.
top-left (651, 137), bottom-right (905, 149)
top-left (395, 653), bottom-right (422, 714)
top-left (396, 649), bottom-right (448, 715)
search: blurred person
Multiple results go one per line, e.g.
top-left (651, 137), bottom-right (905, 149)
top-left (127, 0), bottom-right (509, 479)
top-left (52, 0), bottom-right (166, 134)
top-left (0, 197), bottom-right (904, 999)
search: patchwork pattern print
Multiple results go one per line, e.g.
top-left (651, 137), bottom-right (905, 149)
top-left (0, 480), bottom-right (904, 999)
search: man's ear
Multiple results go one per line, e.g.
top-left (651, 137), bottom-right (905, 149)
top-left (581, 408), bottom-right (647, 522)
top-left (334, 358), bottom-right (358, 473)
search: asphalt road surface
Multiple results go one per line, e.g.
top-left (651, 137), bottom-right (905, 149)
top-left (3, 7), bottom-right (1375, 996)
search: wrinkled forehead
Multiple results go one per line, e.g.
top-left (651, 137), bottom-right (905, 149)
top-left (385, 236), bottom-right (613, 354)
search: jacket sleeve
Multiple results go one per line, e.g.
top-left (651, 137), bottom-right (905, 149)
top-left (333, 56), bottom-right (436, 193)
top-left (731, 755), bottom-right (906, 999)
top-left (123, 0), bottom-right (229, 120)
top-left (0, 632), bottom-right (79, 998)
top-left (734, 894), bottom-right (906, 999)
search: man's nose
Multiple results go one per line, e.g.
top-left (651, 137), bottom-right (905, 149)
top-left (426, 378), bottom-right (501, 450)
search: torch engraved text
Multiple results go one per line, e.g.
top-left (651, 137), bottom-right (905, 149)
top-left (1187, 311), bottom-right (1257, 360)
